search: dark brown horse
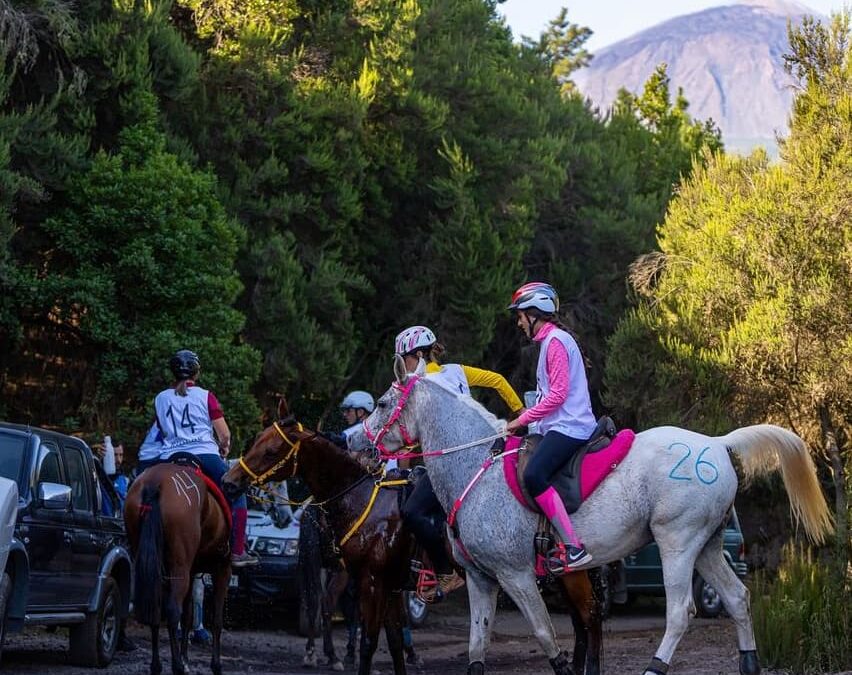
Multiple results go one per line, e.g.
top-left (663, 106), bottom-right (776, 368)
top-left (125, 463), bottom-right (231, 675)
top-left (223, 399), bottom-right (412, 675)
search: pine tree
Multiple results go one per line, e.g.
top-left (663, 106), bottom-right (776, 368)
top-left (37, 104), bottom-right (260, 440)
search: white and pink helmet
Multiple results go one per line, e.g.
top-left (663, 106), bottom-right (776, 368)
top-left (394, 325), bottom-right (437, 357)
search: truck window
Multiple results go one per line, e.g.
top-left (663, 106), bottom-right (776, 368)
top-left (0, 431), bottom-right (25, 483)
top-left (37, 444), bottom-right (64, 485)
top-left (63, 445), bottom-right (91, 513)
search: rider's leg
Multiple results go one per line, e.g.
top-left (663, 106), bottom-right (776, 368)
top-left (401, 471), bottom-right (464, 598)
top-left (402, 472), bottom-right (450, 572)
top-left (524, 431), bottom-right (592, 570)
top-left (196, 453), bottom-right (257, 566)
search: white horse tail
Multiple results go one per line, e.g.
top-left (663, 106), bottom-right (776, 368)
top-left (718, 424), bottom-right (833, 544)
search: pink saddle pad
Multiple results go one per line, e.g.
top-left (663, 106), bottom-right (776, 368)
top-left (580, 429), bottom-right (635, 500)
top-left (503, 429), bottom-right (635, 509)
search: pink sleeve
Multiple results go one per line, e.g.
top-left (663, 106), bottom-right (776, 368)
top-left (208, 392), bottom-right (224, 420)
top-left (517, 339), bottom-right (570, 426)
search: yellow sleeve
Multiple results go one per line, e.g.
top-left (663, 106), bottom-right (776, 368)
top-left (460, 365), bottom-right (524, 413)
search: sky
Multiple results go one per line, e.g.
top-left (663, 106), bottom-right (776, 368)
top-left (498, 0), bottom-right (843, 50)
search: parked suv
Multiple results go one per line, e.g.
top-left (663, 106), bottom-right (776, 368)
top-left (0, 423), bottom-right (132, 666)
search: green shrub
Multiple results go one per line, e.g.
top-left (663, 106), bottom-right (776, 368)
top-left (752, 542), bottom-right (851, 673)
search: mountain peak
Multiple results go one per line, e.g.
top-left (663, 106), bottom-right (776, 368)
top-left (737, 0), bottom-right (813, 16)
top-left (573, 2), bottom-right (820, 153)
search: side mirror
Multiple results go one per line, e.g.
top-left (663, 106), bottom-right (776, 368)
top-left (39, 482), bottom-right (71, 510)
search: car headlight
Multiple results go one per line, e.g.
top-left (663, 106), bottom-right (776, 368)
top-left (253, 537), bottom-right (298, 556)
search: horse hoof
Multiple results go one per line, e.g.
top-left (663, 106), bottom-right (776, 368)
top-left (739, 650), bottom-right (761, 675)
top-left (549, 651), bottom-right (574, 675)
top-left (467, 661), bottom-right (485, 675)
top-left (331, 659), bottom-right (344, 672)
top-left (302, 649), bottom-right (318, 668)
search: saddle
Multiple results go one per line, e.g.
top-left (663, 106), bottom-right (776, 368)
top-left (509, 417), bottom-right (634, 514)
top-left (167, 452), bottom-right (232, 528)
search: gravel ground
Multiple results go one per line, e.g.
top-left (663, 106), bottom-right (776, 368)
top-left (2, 598), bottom-right (848, 674)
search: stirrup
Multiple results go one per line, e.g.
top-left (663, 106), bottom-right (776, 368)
top-left (415, 567), bottom-right (441, 604)
top-left (546, 543), bottom-right (569, 576)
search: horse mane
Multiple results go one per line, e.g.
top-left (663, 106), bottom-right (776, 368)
top-left (311, 429), bottom-right (368, 477)
top-left (420, 374), bottom-right (505, 434)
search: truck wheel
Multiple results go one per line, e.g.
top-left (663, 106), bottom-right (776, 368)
top-left (0, 572), bottom-right (11, 664)
top-left (405, 591), bottom-right (428, 628)
top-left (69, 577), bottom-right (120, 666)
top-left (693, 575), bottom-right (723, 618)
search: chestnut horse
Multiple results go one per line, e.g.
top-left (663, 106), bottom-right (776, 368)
top-left (223, 400), bottom-right (604, 675)
top-left (223, 400), bottom-right (411, 675)
top-left (125, 463), bottom-right (231, 675)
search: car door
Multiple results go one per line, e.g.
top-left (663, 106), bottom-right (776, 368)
top-left (61, 441), bottom-right (102, 607)
top-left (21, 440), bottom-right (75, 609)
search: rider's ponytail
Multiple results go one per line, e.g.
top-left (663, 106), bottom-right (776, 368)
top-left (175, 379), bottom-right (190, 397)
top-left (429, 342), bottom-right (446, 363)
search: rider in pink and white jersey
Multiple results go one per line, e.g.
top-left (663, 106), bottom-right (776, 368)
top-left (505, 283), bottom-right (596, 573)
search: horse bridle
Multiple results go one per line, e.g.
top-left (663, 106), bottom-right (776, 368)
top-left (238, 419), bottom-right (382, 511)
top-left (239, 420), bottom-right (305, 485)
top-left (363, 375), bottom-right (420, 456)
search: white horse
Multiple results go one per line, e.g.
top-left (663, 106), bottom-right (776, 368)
top-left (356, 357), bottom-right (833, 675)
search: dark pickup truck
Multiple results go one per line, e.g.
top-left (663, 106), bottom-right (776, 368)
top-left (0, 422), bottom-right (132, 666)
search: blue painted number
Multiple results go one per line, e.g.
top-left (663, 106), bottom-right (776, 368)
top-left (668, 443), bottom-right (719, 484)
top-left (668, 442), bottom-right (692, 481)
top-left (695, 446), bottom-right (719, 484)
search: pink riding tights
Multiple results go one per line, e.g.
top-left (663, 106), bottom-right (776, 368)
top-left (534, 487), bottom-right (581, 547)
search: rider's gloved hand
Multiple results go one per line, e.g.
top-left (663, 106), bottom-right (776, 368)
top-left (505, 417), bottom-right (527, 436)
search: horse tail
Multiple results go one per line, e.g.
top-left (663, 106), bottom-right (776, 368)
top-left (719, 424), bottom-right (833, 543)
top-left (134, 485), bottom-right (164, 625)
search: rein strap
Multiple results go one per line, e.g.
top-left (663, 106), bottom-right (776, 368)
top-left (339, 474), bottom-right (408, 547)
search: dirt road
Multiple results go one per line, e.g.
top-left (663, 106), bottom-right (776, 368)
top-left (0, 599), bottom-right (830, 674)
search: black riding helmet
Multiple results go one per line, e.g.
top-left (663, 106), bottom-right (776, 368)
top-left (169, 349), bottom-right (200, 380)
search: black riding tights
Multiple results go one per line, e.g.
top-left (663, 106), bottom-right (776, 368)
top-left (401, 472), bottom-right (453, 575)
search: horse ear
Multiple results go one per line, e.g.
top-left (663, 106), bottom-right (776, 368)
top-left (414, 357), bottom-right (427, 376)
top-left (393, 354), bottom-right (407, 383)
top-left (277, 396), bottom-right (290, 420)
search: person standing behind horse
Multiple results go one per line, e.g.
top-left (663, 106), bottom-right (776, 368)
top-left (337, 390), bottom-right (397, 471)
top-left (395, 325), bottom-right (524, 601)
top-left (505, 282), bottom-right (596, 573)
top-left (153, 349), bottom-right (258, 567)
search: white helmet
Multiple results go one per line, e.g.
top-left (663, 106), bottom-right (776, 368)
top-left (394, 325), bottom-right (436, 356)
top-left (507, 282), bottom-right (559, 314)
top-left (340, 390), bottom-right (375, 413)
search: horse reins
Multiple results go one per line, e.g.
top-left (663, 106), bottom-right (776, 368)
top-left (364, 374), bottom-right (509, 460)
top-left (363, 374), bottom-right (520, 561)
top-left (238, 422), bottom-right (395, 512)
